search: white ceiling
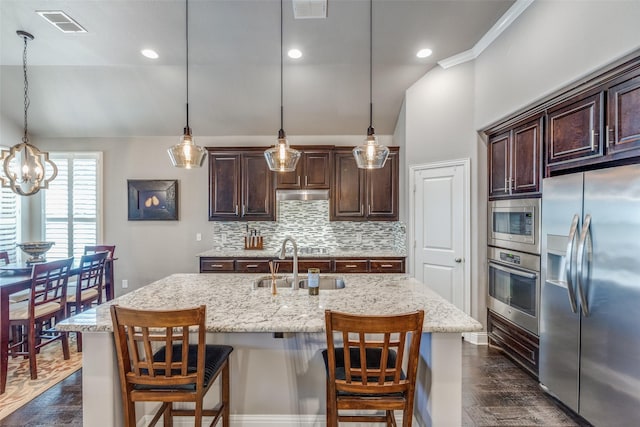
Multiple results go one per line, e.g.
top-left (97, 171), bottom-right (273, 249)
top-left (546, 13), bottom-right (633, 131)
top-left (0, 0), bottom-right (514, 139)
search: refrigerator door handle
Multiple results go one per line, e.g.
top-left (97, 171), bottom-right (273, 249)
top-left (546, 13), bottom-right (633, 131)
top-left (565, 214), bottom-right (580, 314)
top-left (576, 214), bottom-right (592, 317)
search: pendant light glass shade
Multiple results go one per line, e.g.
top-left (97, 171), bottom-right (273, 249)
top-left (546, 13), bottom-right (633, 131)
top-left (265, 0), bottom-right (301, 173)
top-left (265, 129), bottom-right (301, 172)
top-left (0, 31), bottom-right (57, 196)
top-left (353, 127), bottom-right (389, 169)
top-left (353, 0), bottom-right (389, 170)
top-left (168, 0), bottom-right (206, 169)
top-left (168, 127), bottom-right (206, 168)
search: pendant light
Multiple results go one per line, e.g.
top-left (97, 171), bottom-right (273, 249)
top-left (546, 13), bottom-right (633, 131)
top-left (168, 0), bottom-right (207, 169)
top-left (0, 31), bottom-right (58, 196)
top-left (352, 0), bottom-right (389, 169)
top-left (264, 0), bottom-right (301, 172)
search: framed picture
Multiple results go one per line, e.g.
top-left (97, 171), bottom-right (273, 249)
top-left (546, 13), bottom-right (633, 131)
top-left (127, 180), bottom-right (178, 220)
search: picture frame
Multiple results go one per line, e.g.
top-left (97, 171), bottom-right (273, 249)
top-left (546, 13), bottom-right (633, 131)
top-left (127, 179), bottom-right (178, 221)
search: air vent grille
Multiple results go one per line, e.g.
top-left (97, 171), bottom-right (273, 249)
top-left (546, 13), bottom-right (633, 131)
top-left (292, 0), bottom-right (327, 19)
top-left (36, 10), bottom-right (87, 33)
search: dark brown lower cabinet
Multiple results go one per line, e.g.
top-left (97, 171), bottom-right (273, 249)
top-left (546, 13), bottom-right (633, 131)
top-left (276, 259), bottom-right (333, 273)
top-left (199, 257), bottom-right (405, 274)
top-left (488, 309), bottom-right (539, 379)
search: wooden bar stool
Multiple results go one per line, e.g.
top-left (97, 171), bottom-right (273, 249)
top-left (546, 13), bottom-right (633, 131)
top-left (323, 309), bottom-right (424, 427)
top-left (110, 304), bottom-right (233, 427)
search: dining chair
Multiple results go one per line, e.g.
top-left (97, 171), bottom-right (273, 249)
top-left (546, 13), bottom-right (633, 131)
top-left (0, 250), bottom-right (9, 265)
top-left (8, 257), bottom-right (73, 380)
top-left (84, 245), bottom-right (116, 301)
top-left (110, 304), bottom-right (233, 427)
top-left (66, 251), bottom-right (108, 352)
top-left (323, 309), bottom-right (425, 427)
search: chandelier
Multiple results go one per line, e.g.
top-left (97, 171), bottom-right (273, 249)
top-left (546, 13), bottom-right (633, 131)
top-left (0, 31), bottom-right (58, 196)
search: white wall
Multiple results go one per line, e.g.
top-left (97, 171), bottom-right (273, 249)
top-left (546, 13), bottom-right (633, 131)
top-left (29, 134), bottom-right (394, 296)
top-left (402, 0), bottom-right (640, 328)
top-left (475, 0), bottom-right (640, 129)
top-left (403, 61), bottom-right (484, 322)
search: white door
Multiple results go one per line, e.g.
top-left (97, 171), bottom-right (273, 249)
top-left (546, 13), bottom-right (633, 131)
top-left (410, 159), bottom-right (470, 314)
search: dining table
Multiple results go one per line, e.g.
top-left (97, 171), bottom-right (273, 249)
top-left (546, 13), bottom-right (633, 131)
top-left (0, 257), bottom-right (116, 394)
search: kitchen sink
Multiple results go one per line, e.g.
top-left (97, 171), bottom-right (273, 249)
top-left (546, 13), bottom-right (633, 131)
top-left (253, 276), bottom-right (345, 290)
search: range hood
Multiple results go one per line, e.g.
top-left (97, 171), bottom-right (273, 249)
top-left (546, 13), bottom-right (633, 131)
top-left (276, 189), bottom-right (329, 201)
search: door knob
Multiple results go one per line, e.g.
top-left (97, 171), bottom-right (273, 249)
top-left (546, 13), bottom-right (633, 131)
top-left (454, 258), bottom-right (462, 263)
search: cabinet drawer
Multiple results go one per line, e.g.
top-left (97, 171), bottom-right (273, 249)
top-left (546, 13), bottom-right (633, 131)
top-left (370, 259), bottom-right (405, 273)
top-left (277, 260), bottom-right (333, 273)
top-left (235, 260), bottom-right (271, 273)
top-left (334, 260), bottom-right (369, 273)
top-left (488, 310), bottom-right (539, 378)
top-left (200, 259), bottom-right (235, 272)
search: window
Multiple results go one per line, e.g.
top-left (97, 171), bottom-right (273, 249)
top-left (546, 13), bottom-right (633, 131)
top-left (44, 153), bottom-right (102, 260)
top-left (0, 183), bottom-right (19, 262)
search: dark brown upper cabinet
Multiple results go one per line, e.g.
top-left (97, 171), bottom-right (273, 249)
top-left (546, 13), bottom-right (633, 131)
top-left (275, 147), bottom-right (332, 189)
top-left (546, 91), bottom-right (604, 172)
top-left (488, 114), bottom-right (542, 199)
top-left (606, 74), bottom-right (640, 158)
top-left (331, 147), bottom-right (399, 221)
top-left (208, 149), bottom-right (274, 221)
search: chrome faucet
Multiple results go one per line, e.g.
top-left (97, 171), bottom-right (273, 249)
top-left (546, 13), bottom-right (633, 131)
top-left (279, 236), bottom-right (298, 290)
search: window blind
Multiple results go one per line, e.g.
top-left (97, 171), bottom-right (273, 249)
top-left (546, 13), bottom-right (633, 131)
top-left (0, 185), bottom-right (18, 262)
top-left (44, 153), bottom-right (101, 259)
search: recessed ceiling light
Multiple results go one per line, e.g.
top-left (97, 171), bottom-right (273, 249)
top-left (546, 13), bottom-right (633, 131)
top-left (288, 49), bottom-right (302, 59)
top-left (416, 48), bottom-right (433, 59)
top-left (141, 49), bottom-right (159, 59)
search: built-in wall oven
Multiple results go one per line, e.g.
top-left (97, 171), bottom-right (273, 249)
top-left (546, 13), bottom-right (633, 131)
top-left (488, 246), bottom-right (540, 335)
top-left (488, 198), bottom-right (541, 255)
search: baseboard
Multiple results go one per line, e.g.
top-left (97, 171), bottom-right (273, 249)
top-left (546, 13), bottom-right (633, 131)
top-left (463, 332), bottom-right (488, 346)
top-left (139, 413), bottom-right (413, 426)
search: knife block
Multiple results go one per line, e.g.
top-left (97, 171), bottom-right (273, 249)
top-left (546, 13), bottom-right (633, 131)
top-left (244, 236), bottom-right (263, 250)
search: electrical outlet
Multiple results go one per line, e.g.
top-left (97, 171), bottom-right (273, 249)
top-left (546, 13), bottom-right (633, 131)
top-left (122, 279), bottom-right (128, 289)
top-left (196, 233), bottom-right (202, 241)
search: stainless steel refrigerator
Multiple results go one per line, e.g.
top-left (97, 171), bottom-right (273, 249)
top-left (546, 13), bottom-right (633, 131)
top-left (540, 163), bottom-right (640, 426)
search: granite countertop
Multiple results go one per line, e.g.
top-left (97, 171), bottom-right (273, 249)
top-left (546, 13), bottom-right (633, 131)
top-left (196, 249), bottom-right (406, 258)
top-left (58, 273), bottom-right (482, 334)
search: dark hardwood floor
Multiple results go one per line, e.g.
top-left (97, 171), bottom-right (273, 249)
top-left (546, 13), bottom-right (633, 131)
top-left (0, 341), bottom-right (590, 426)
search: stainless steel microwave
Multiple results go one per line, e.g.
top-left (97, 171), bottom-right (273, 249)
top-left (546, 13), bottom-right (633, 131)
top-left (488, 198), bottom-right (540, 255)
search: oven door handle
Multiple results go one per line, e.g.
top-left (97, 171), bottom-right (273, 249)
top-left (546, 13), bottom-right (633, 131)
top-left (564, 214), bottom-right (580, 314)
top-left (488, 261), bottom-right (538, 280)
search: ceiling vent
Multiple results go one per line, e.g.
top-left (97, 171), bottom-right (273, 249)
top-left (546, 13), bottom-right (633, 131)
top-left (292, 0), bottom-right (327, 19)
top-left (36, 10), bottom-right (87, 33)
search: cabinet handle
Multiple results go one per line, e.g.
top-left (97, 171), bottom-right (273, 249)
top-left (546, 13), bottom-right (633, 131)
top-left (345, 264), bottom-right (358, 268)
top-left (210, 264), bottom-right (224, 268)
top-left (242, 204), bottom-right (246, 216)
top-left (305, 176), bottom-right (308, 186)
top-left (505, 178), bottom-right (509, 192)
top-left (380, 264), bottom-right (393, 268)
top-left (590, 129), bottom-right (597, 151)
top-left (361, 204), bottom-right (364, 214)
top-left (296, 176), bottom-right (301, 186)
top-left (607, 125), bottom-right (614, 146)
top-left (246, 264), bottom-right (259, 268)
top-left (368, 204), bottom-right (371, 215)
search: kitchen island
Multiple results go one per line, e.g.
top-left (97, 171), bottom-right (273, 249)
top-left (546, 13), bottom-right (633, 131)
top-left (58, 273), bottom-right (482, 426)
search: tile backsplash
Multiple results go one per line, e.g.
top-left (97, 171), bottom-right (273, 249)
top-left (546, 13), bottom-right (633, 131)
top-left (210, 200), bottom-right (406, 254)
